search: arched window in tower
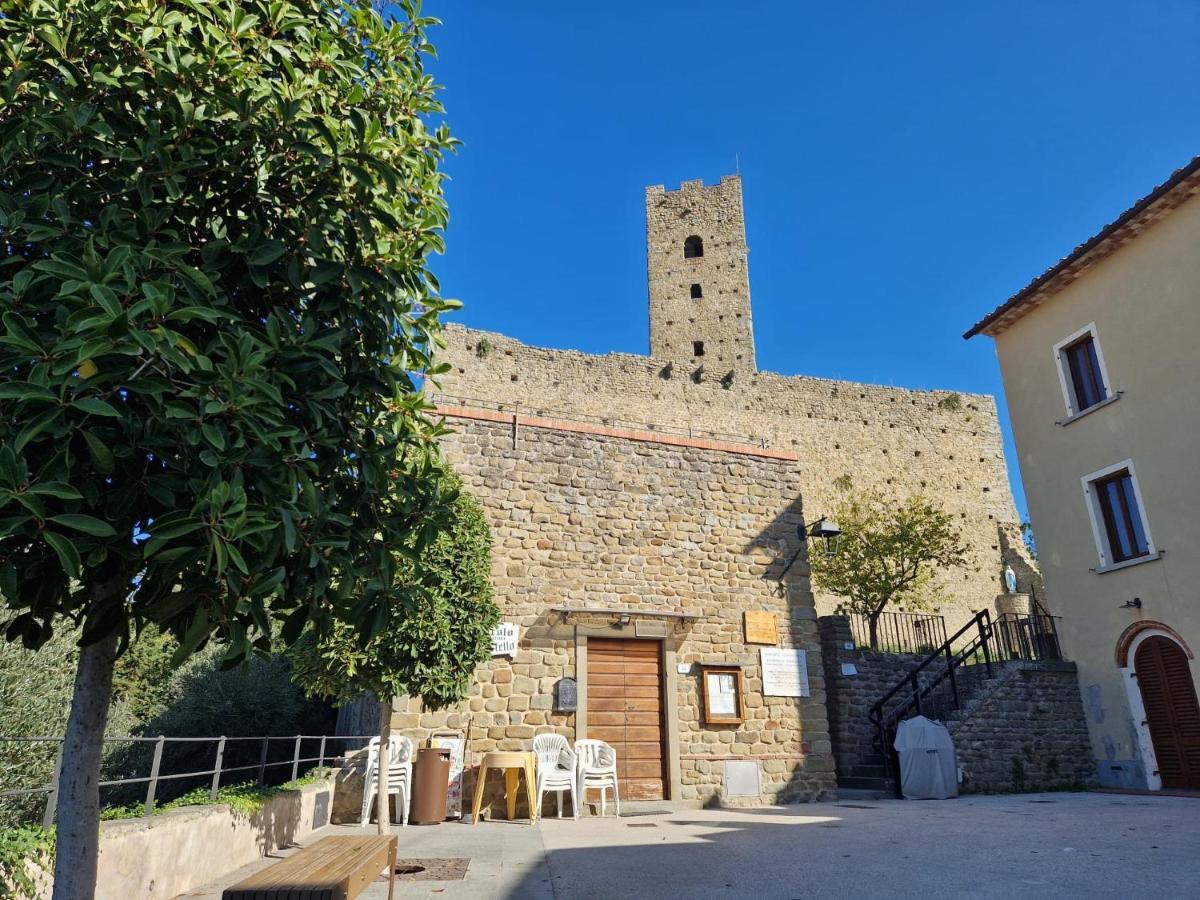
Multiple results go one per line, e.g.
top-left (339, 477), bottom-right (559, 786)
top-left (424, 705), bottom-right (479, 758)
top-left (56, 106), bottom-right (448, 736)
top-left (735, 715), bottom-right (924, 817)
top-left (683, 235), bottom-right (704, 258)
top-left (690, 283), bottom-right (703, 299)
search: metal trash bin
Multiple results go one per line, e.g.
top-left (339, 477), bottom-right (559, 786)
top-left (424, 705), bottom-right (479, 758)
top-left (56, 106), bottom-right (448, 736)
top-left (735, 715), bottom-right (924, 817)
top-left (410, 747), bottom-right (452, 824)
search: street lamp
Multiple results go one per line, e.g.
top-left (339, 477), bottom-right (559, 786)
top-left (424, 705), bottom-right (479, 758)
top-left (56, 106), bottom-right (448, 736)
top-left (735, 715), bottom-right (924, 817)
top-left (801, 516), bottom-right (841, 559)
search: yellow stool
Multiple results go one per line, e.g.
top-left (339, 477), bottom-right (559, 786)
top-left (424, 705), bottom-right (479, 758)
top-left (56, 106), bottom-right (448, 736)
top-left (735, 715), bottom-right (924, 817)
top-left (471, 751), bottom-right (537, 825)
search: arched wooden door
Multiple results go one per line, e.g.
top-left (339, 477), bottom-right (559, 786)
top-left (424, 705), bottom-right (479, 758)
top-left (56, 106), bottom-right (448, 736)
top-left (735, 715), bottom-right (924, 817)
top-left (1135, 636), bottom-right (1200, 789)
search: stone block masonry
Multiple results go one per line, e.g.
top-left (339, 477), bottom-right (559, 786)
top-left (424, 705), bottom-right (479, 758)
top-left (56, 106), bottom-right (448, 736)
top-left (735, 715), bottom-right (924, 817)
top-left (948, 663), bottom-right (1095, 794)
top-left (396, 412), bottom-right (836, 809)
top-left (438, 322), bottom-right (1042, 632)
top-left (818, 615), bottom-right (1094, 794)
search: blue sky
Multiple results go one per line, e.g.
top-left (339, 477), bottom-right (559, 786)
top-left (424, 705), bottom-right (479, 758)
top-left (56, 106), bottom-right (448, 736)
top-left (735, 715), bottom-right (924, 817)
top-left (426, 2), bottom-right (1200, 518)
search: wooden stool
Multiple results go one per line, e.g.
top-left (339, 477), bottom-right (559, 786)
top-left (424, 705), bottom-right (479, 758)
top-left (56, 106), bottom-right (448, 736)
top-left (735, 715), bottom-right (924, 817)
top-left (471, 751), bottom-right (537, 825)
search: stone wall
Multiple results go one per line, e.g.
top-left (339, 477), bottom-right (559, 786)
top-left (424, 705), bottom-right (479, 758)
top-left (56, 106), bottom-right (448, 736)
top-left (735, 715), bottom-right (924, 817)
top-left (393, 411), bottom-right (836, 809)
top-left (949, 663), bottom-right (1095, 794)
top-left (818, 615), bottom-right (1094, 794)
top-left (437, 323), bottom-right (1040, 631)
top-left (817, 615), bottom-right (924, 780)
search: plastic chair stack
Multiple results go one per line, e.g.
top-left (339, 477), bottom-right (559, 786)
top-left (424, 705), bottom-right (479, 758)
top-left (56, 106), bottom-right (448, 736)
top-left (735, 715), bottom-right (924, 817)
top-left (360, 735), bottom-right (415, 826)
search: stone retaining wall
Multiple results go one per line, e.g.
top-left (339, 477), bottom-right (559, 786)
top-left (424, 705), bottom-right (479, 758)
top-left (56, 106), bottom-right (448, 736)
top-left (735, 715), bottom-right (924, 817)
top-left (950, 663), bottom-right (1095, 793)
top-left (818, 616), bottom-right (925, 779)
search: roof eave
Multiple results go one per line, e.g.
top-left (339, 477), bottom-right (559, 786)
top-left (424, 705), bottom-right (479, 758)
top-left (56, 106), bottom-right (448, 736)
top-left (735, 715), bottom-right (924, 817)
top-left (964, 154), bottom-right (1200, 341)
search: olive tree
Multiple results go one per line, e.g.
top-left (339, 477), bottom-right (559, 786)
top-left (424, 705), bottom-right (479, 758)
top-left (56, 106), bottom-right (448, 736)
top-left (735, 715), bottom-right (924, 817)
top-left (291, 475), bottom-right (500, 833)
top-left (0, 1), bottom-right (457, 894)
top-left (808, 491), bottom-right (968, 648)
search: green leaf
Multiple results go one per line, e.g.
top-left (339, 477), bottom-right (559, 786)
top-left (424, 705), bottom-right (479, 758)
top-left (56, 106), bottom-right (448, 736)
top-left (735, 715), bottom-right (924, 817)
top-left (81, 429), bottom-right (115, 474)
top-left (0, 383), bottom-right (58, 403)
top-left (44, 532), bottom-right (81, 579)
top-left (49, 514), bottom-right (118, 537)
top-left (201, 422), bottom-right (225, 450)
top-left (247, 241), bottom-right (287, 267)
top-left (72, 397), bottom-right (123, 417)
top-left (28, 482), bottom-right (83, 500)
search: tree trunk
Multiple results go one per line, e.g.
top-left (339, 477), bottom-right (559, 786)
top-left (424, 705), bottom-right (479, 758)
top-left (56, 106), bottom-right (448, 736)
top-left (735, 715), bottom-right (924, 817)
top-left (52, 633), bottom-right (119, 900)
top-left (375, 696), bottom-right (392, 835)
top-left (868, 615), bottom-right (880, 650)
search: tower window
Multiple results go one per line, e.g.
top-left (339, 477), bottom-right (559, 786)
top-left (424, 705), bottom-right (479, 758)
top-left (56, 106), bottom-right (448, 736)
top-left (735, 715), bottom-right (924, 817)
top-left (684, 235), bottom-right (704, 258)
top-left (693, 341), bottom-right (705, 357)
top-left (690, 283), bottom-right (703, 299)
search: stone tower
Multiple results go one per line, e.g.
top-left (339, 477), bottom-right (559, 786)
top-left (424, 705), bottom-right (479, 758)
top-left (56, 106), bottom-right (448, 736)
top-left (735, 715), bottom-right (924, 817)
top-left (646, 175), bottom-right (756, 374)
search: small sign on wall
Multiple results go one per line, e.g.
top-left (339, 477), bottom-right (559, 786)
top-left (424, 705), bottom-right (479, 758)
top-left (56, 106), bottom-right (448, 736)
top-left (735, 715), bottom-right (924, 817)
top-left (744, 611), bottom-right (778, 645)
top-left (491, 622), bottom-right (519, 657)
top-left (554, 677), bottom-right (578, 712)
top-left (760, 648), bottom-right (810, 697)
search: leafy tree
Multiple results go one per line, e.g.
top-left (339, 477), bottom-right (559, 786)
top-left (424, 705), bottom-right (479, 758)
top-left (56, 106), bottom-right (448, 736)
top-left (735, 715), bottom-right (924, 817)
top-left (291, 476), bottom-right (500, 832)
top-left (808, 491), bottom-right (968, 648)
top-left (0, 1), bottom-right (456, 894)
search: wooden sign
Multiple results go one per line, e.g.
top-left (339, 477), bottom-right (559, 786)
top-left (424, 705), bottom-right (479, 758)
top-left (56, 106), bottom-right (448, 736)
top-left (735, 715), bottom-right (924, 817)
top-left (744, 611), bottom-right (778, 645)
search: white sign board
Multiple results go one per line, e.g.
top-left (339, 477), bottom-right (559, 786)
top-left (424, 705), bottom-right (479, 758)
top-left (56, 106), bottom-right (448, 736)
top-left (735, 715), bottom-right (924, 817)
top-left (760, 648), bottom-right (810, 697)
top-left (491, 622), bottom-right (519, 657)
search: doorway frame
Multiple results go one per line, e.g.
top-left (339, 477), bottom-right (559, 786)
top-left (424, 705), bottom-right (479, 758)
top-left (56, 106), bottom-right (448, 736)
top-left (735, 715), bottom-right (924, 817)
top-left (1120, 624), bottom-right (1197, 791)
top-left (574, 620), bottom-right (682, 801)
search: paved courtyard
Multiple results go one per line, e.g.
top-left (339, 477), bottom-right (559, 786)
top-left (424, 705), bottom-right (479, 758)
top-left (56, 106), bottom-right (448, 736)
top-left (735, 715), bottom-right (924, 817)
top-left (185, 792), bottom-right (1199, 899)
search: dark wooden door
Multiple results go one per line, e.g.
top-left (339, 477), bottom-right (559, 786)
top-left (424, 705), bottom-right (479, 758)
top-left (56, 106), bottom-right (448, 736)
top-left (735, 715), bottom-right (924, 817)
top-left (1135, 636), bottom-right (1200, 789)
top-left (586, 638), bottom-right (666, 800)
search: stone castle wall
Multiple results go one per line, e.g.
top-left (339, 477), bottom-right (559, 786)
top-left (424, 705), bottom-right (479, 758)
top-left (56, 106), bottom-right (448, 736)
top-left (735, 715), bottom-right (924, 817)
top-left (394, 412), bottom-right (836, 809)
top-left (436, 323), bottom-right (1040, 631)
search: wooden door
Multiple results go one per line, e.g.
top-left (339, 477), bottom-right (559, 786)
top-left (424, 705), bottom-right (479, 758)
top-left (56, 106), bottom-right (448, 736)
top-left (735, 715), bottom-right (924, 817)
top-left (586, 638), bottom-right (666, 800)
top-left (1135, 636), bottom-right (1200, 789)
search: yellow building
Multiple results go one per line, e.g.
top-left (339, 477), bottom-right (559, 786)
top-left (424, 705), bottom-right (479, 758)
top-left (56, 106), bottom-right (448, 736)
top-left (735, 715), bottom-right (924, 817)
top-left (966, 155), bottom-right (1200, 790)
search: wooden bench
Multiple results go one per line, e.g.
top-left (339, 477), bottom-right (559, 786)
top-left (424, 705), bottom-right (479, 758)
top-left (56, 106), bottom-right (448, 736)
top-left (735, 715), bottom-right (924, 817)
top-left (222, 835), bottom-right (396, 900)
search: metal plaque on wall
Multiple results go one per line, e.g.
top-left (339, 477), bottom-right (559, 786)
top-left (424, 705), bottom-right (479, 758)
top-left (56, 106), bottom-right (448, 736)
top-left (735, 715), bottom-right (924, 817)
top-left (555, 677), bottom-right (578, 712)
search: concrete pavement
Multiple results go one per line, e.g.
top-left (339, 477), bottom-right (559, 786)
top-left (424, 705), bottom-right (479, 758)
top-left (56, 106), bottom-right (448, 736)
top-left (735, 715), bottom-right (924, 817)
top-left (183, 792), bottom-right (1200, 899)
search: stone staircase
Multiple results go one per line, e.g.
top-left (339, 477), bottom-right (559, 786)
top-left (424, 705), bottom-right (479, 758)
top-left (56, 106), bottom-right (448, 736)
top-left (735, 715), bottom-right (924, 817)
top-left (835, 661), bottom-right (1019, 795)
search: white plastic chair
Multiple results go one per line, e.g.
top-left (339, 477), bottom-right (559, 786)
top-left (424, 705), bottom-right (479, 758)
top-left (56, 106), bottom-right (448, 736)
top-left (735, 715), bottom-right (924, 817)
top-left (575, 739), bottom-right (620, 817)
top-left (533, 733), bottom-right (579, 820)
top-left (360, 735), bottom-right (414, 826)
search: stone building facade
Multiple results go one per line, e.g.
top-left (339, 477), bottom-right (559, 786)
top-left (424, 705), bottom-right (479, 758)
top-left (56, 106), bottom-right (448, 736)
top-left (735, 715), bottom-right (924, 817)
top-left (393, 409), bottom-right (836, 809)
top-left (377, 174), bottom-right (1042, 812)
top-left (438, 175), bottom-right (1039, 631)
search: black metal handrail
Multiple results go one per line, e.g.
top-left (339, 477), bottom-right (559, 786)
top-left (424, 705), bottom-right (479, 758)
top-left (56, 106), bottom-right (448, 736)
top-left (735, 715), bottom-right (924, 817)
top-left (866, 609), bottom-right (1067, 794)
top-left (992, 613), bottom-right (1063, 663)
top-left (848, 610), bottom-right (947, 655)
top-left (867, 609), bottom-right (995, 791)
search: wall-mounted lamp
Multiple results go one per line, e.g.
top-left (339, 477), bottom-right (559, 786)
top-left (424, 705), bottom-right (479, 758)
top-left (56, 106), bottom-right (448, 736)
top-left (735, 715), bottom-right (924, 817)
top-left (801, 516), bottom-right (842, 559)
top-left (1119, 597), bottom-right (1142, 610)
top-left (618, 613), bottom-right (633, 625)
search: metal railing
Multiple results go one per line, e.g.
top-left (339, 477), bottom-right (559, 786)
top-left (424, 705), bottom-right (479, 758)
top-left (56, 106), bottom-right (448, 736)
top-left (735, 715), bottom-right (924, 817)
top-left (0, 733), bottom-right (373, 829)
top-left (992, 613), bottom-right (1063, 663)
top-left (848, 611), bottom-right (947, 654)
top-left (867, 610), bottom-right (1068, 796)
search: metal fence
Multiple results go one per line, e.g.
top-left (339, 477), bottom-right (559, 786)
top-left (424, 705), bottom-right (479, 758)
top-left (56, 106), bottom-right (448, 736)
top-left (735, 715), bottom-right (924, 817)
top-left (991, 613), bottom-right (1063, 663)
top-left (0, 733), bottom-right (373, 829)
top-left (848, 610), bottom-right (948, 654)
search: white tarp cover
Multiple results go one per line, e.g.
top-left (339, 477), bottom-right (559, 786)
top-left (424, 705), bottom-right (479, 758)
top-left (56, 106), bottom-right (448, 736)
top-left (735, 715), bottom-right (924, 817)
top-left (893, 715), bottom-right (958, 800)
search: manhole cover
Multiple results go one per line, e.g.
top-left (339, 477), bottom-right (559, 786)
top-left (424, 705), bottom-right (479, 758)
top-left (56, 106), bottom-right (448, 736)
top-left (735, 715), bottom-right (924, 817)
top-left (627, 822), bottom-right (659, 828)
top-left (378, 858), bottom-right (470, 881)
